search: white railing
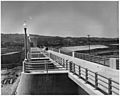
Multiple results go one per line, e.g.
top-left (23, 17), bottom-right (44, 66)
top-left (49, 48), bottom-right (110, 67)
top-left (48, 52), bottom-right (119, 95)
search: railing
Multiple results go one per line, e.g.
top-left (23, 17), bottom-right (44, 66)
top-left (27, 52), bottom-right (46, 59)
top-left (69, 62), bottom-right (119, 95)
top-left (23, 60), bottom-right (55, 73)
top-left (49, 53), bottom-right (69, 70)
top-left (49, 48), bottom-right (59, 53)
top-left (60, 50), bottom-right (72, 56)
top-left (48, 52), bottom-right (119, 95)
top-left (49, 48), bottom-right (110, 67)
top-left (23, 48), bottom-right (119, 95)
top-left (74, 52), bottom-right (109, 66)
top-left (23, 51), bottom-right (67, 73)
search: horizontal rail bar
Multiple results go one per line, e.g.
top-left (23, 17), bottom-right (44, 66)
top-left (112, 90), bottom-right (119, 95)
top-left (112, 85), bottom-right (119, 90)
top-left (98, 83), bottom-right (108, 89)
top-left (98, 78), bottom-right (108, 84)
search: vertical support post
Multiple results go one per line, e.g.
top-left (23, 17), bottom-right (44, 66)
top-left (69, 61), bottom-right (72, 72)
top-left (85, 68), bottom-right (88, 83)
top-left (108, 78), bottom-right (112, 95)
top-left (104, 58), bottom-right (106, 66)
top-left (95, 72), bottom-right (98, 89)
top-left (59, 57), bottom-right (61, 64)
top-left (60, 58), bottom-right (62, 65)
top-left (73, 63), bottom-right (75, 74)
top-left (72, 51), bottom-right (75, 57)
top-left (79, 66), bottom-right (81, 78)
top-left (66, 60), bottom-right (68, 70)
top-left (62, 59), bottom-right (65, 67)
top-left (59, 49), bottom-right (61, 53)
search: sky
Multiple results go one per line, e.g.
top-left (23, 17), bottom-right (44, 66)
top-left (1, 1), bottom-right (119, 38)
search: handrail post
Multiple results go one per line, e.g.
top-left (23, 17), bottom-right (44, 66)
top-left (59, 57), bottom-right (60, 65)
top-left (73, 63), bottom-right (75, 74)
top-left (60, 57), bottom-right (62, 64)
top-left (85, 68), bottom-right (88, 83)
top-left (63, 59), bottom-right (65, 68)
top-left (95, 72), bottom-right (98, 89)
top-left (79, 66), bottom-right (81, 78)
top-left (59, 49), bottom-right (61, 53)
top-left (69, 61), bottom-right (72, 72)
top-left (104, 58), bottom-right (106, 66)
top-left (72, 51), bottom-right (75, 57)
top-left (66, 60), bottom-right (68, 70)
top-left (108, 78), bottom-right (112, 95)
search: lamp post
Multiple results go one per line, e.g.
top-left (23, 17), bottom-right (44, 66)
top-left (88, 35), bottom-right (90, 54)
top-left (23, 21), bottom-right (28, 60)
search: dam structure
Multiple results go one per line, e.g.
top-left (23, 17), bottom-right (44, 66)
top-left (16, 46), bottom-right (119, 95)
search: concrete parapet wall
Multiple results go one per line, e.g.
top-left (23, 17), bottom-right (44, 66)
top-left (16, 73), bottom-right (88, 95)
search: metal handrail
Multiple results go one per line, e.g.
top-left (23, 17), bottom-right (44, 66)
top-left (49, 48), bottom-right (110, 67)
top-left (74, 52), bottom-right (109, 66)
top-left (48, 53), bottom-right (119, 95)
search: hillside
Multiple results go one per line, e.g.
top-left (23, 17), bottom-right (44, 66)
top-left (1, 33), bottom-right (119, 48)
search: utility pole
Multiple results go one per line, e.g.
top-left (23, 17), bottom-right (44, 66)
top-left (88, 35), bottom-right (90, 54)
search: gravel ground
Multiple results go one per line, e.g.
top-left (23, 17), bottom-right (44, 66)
top-left (1, 66), bottom-right (22, 95)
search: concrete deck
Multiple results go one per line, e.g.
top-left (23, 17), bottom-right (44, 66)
top-left (48, 50), bottom-right (119, 82)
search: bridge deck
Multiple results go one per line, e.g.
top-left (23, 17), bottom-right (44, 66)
top-left (48, 50), bottom-right (119, 82)
top-left (21, 47), bottom-right (119, 95)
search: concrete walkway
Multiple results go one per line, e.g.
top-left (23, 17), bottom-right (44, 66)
top-left (48, 50), bottom-right (119, 82)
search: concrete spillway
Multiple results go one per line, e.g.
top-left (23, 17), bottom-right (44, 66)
top-left (16, 72), bottom-right (88, 95)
